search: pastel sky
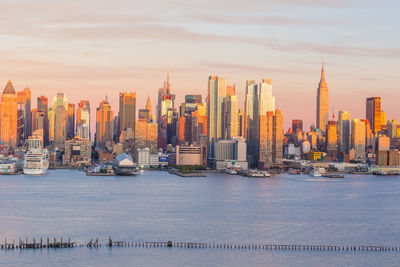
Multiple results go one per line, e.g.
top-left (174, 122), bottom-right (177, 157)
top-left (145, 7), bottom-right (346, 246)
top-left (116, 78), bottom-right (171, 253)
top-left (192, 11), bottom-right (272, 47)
top-left (1, 0), bottom-right (399, 130)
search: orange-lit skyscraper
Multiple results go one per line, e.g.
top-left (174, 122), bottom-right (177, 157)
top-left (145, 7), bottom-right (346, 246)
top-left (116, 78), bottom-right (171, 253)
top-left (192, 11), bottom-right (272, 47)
top-left (366, 97), bottom-right (381, 134)
top-left (258, 109), bottom-right (283, 168)
top-left (326, 120), bottom-right (338, 159)
top-left (96, 97), bottom-right (114, 147)
top-left (118, 91), bottom-right (136, 141)
top-left (0, 80), bottom-right (18, 147)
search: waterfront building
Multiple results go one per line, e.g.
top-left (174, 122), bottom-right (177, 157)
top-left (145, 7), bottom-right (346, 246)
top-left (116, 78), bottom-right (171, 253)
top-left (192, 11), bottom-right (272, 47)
top-left (76, 100), bottom-right (90, 140)
top-left (0, 81), bottom-right (18, 147)
top-left (137, 148), bottom-right (150, 168)
top-left (214, 137), bottom-right (248, 170)
top-left (37, 96), bottom-right (49, 146)
top-left (351, 119), bottom-right (366, 160)
top-left (366, 97), bottom-right (381, 134)
top-left (292, 119), bottom-right (303, 132)
top-left (168, 145), bottom-right (207, 166)
top-left (96, 97), bottom-right (114, 147)
top-left (63, 138), bottom-right (92, 166)
top-left (338, 111), bottom-right (350, 153)
top-left (316, 62), bottom-right (329, 131)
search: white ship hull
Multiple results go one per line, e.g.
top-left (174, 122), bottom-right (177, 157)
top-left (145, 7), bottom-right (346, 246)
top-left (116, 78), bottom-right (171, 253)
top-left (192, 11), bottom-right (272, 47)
top-left (23, 167), bottom-right (48, 176)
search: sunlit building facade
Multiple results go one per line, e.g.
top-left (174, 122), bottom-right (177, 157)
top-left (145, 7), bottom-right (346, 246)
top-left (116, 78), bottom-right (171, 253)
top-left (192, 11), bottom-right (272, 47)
top-left (0, 80), bottom-right (18, 147)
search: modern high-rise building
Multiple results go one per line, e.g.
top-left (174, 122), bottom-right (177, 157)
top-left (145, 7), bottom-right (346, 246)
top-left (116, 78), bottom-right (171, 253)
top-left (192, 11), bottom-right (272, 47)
top-left (338, 111), bottom-right (350, 153)
top-left (96, 97), bottom-right (114, 147)
top-left (67, 103), bottom-right (75, 139)
top-left (76, 100), bottom-right (90, 140)
top-left (0, 80), bottom-right (18, 147)
top-left (207, 75), bottom-right (226, 141)
top-left (366, 97), bottom-right (381, 134)
top-left (51, 93), bottom-right (68, 145)
top-left (292, 119), bottom-right (303, 132)
top-left (226, 93), bottom-right (239, 139)
top-left (326, 121), bottom-right (338, 159)
top-left (118, 91), bottom-right (136, 141)
top-left (387, 120), bottom-right (398, 139)
top-left (17, 87), bottom-right (31, 144)
top-left (244, 80), bottom-right (256, 140)
top-left (316, 62), bottom-right (329, 131)
top-left (157, 70), bottom-right (175, 148)
top-left (37, 96), bottom-right (49, 146)
top-left (245, 79), bottom-right (275, 165)
top-left (351, 119), bottom-right (366, 159)
top-left (258, 109), bottom-right (283, 168)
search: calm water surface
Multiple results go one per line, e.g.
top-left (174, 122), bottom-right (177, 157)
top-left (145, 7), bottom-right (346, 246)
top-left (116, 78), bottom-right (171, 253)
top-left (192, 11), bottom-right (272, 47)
top-left (1, 170), bottom-right (400, 266)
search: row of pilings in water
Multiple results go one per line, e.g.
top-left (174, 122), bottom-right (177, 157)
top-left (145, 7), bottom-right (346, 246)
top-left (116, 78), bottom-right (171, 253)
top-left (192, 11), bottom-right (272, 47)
top-left (1, 237), bottom-right (399, 252)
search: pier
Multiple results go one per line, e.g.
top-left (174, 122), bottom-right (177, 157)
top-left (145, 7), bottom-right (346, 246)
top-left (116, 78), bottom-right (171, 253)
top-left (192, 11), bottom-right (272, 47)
top-left (1, 237), bottom-right (400, 252)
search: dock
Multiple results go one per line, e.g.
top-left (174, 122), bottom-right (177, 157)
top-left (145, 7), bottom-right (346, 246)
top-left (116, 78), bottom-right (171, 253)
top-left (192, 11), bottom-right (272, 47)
top-left (2, 237), bottom-right (400, 253)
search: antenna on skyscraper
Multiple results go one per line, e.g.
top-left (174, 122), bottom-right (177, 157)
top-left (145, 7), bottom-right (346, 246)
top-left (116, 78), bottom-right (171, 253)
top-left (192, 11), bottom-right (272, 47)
top-left (332, 106), bottom-right (335, 120)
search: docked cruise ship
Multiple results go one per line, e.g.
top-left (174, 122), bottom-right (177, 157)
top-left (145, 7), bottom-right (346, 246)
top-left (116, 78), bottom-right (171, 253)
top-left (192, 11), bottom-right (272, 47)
top-left (23, 135), bottom-right (49, 176)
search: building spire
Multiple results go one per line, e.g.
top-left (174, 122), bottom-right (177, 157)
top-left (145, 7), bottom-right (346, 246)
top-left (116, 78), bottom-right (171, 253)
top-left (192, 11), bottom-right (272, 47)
top-left (321, 58), bottom-right (325, 83)
top-left (146, 95), bottom-right (152, 118)
top-left (105, 94), bottom-right (108, 103)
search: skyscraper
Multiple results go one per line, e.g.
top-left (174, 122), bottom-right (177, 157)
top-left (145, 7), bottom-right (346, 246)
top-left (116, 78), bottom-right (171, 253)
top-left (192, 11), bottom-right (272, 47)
top-left (338, 111), bottom-right (350, 153)
top-left (76, 100), bottom-right (90, 140)
top-left (366, 97), bottom-right (381, 134)
top-left (326, 121), bottom-right (338, 159)
top-left (51, 93), bottom-right (68, 145)
top-left (37, 96), bottom-right (49, 146)
top-left (17, 87), bottom-right (31, 143)
top-left (351, 119), bottom-right (366, 159)
top-left (226, 92), bottom-right (239, 139)
top-left (245, 79), bottom-right (275, 165)
top-left (96, 97), bottom-right (114, 147)
top-left (157, 69), bottom-right (175, 148)
top-left (244, 80), bottom-right (255, 140)
top-left (207, 75), bottom-right (226, 141)
top-left (316, 62), bottom-right (329, 131)
top-left (258, 109), bottom-right (283, 168)
top-left (0, 80), bottom-right (18, 147)
top-left (118, 91), bottom-right (136, 141)
top-left (67, 103), bottom-right (75, 139)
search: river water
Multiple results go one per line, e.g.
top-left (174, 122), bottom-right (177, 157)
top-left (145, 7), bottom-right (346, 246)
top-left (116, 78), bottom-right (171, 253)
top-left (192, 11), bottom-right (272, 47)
top-left (0, 170), bottom-right (399, 266)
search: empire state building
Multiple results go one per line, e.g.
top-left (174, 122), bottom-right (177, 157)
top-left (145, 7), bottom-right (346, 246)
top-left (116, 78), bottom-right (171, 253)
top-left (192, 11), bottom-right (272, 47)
top-left (316, 62), bottom-right (329, 131)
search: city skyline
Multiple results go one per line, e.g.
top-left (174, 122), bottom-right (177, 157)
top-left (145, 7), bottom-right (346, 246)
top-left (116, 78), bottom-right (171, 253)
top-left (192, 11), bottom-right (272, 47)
top-left (0, 0), bottom-right (399, 131)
